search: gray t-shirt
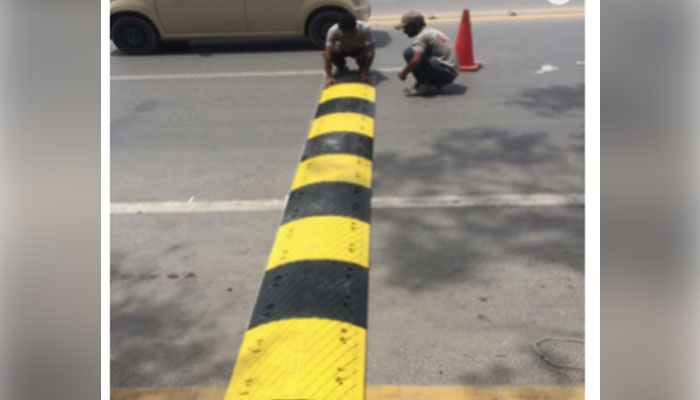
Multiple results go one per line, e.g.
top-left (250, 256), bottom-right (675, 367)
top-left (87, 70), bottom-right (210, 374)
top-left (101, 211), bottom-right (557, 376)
top-left (325, 21), bottom-right (375, 52)
top-left (411, 27), bottom-right (459, 76)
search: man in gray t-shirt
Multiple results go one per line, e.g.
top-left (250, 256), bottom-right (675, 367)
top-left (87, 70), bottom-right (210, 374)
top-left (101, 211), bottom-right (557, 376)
top-left (395, 11), bottom-right (458, 95)
top-left (324, 13), bottom-right (376, 87)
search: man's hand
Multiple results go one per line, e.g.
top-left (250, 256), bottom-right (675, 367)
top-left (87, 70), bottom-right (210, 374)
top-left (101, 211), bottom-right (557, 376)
top-left (325, 76), bottom-right (336, 87)
top-left (359, 71), bottom-right (372, 85)
top-left (397, 70), bottom-right (408, 81)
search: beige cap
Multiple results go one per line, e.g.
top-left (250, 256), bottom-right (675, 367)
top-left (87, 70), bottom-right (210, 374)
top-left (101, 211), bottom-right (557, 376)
top-left (394, 11), bottom-right (426, 30)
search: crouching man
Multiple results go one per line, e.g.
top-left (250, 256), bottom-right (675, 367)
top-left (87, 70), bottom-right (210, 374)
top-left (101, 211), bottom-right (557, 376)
top-left (396, 11), bottom-right (459, 96)
top-left (324, 13), bottom-right (376, 87)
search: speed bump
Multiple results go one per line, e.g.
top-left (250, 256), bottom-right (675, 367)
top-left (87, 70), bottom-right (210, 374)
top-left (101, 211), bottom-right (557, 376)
top-left (224, 81), bottom-right (376, 400)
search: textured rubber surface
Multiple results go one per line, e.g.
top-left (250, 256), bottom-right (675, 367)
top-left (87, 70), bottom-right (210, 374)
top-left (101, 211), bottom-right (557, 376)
top-left (301, 132), bottom-right (373, 162)
top-left (309, 113), bottom-right (374, 139)
top-left (316, 98), bottom-right (375, 118)
top-left (249, 261), bottom-right (369, 329)
top-left (228, 319), bottom-right (367, 400)
top-left (291, 154), bottom-right (372, 191)
top-left (225, 82), bottom-right (376, 400)
top-left (282, 183), bottom-right (372, 224)
top-left (319, 83), bottom-right (376, 103)
top-left (265, 216), bottom-right (370, 271)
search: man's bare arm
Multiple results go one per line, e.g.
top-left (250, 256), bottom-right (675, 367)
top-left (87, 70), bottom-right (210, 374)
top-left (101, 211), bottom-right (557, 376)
top-left (362, 45), bottom-right (375, 74)
top-left (324, 46), bottom-right (335, 86)
top-left (324, 46), bottom-right (334, 77)
top-left (398, 51), bottom-right (423, 80)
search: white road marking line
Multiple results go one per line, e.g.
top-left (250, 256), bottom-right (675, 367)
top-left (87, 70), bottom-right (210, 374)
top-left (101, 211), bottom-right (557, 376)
top-left (111, 199), bottom-right (287, 214)
top-left (371, 194), bottom-right (584, 209)
top-left (111, 193), bottom-right (584, 215)
top-left (536, 64), bottom-right (560, 74)
top-left (111, 67), bottom-right (403, 82)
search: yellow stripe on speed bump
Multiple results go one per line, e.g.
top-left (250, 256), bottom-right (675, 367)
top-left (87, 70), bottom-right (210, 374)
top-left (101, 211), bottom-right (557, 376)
top-left (225, 319), bottom-right (366, 400)
top-left (309, 112), bottom-right (374, 139)
top-left (266, 216), bottom-right (370, 270)
top-left (320, 82), bottom-right (376, 103)
top-left (291, 154), bottom-right (372, 191)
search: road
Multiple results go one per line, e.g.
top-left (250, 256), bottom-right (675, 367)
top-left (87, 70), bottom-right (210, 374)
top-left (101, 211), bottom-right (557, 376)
top-left (111, 0), bottom-right (585, 394)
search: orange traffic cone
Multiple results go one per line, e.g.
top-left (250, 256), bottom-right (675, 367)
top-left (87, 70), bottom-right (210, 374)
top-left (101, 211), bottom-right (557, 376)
top-left (455, 9), bottom-right (482, 71)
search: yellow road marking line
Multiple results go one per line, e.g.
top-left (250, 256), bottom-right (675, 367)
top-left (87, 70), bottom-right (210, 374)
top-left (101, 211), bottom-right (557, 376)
top-left (370, 7), bottom-right (585, 20)
top-left (320, 82), bottom-right (377, 103)
top-left (111, 385), bottom-right (585, 400)
top-left (266, 216), bottom-right (370, 270)
top-left (370, 385), bottom-right (585, 399)
top-left (291, 153), bottom-right (372, 191)
top-left (371, 12), bottom-right (585, 26)
top-left (224, 319), bottom-right (366, 400)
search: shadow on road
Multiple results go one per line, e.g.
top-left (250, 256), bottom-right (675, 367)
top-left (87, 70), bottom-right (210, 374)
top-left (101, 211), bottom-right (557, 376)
top-left (373, 30), bottom-right (392, 48)
top-left (459, 360), bottom-right (584, 385)
top-left (440, 83), bottom-right (468, 96)
top-left (111, 31), bottom-right (392, 57)
top-left (373, 127), bottom-right (585, 292)
top-left (111, 252), bottom-right (238, 386)
top-left (374, 127), bottom-right (584, 196)
top-left (509, 84), bottom-right (585, 117)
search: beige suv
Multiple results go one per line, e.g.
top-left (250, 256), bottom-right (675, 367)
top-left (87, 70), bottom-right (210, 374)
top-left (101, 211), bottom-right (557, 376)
top-left (110, 0), bottom-right (371, 54)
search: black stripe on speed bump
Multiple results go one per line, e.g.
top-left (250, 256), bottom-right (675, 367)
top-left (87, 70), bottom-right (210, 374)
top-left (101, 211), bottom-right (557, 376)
top-left (248, 261), bottom-right (369, 329)
top-left (301, 132), bottom-right (373, 161)
top-left (315, 97), bottom-right (375, 118)
top-left (282, 182), bottom-right (371, 224)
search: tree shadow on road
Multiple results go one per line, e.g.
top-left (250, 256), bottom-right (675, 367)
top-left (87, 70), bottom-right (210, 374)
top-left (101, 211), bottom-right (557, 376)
top-left (372, 127), bottom-right (585, 292)
top-left (374, 205), bottom-right (584, 292)
top-left (509, 84), bottom-right (585, 117)
top-left (111, 254), bottom-right (242, 386)
top-left (459, 360), bottom-right (583, 386)
top-left (374, 127), bottom-right (584, 196)
top-left (370, 126), bottom-right (585, 385)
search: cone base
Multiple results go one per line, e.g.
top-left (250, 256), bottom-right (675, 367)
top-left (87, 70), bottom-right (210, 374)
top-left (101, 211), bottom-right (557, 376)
top-left (459, 62), bottom-right (482, 72)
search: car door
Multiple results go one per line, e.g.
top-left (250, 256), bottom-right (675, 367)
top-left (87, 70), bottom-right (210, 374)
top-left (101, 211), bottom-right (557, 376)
top-left (246, 0), bottom-right (303, 33)
top-left (155, 0), bottom-right (247, 34)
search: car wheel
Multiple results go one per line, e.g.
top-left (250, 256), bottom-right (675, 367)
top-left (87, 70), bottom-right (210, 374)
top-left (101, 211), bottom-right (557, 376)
top-left (308, 10), bottom-right (345, 49)
top-left (112, 16), bottom-right (158, 54)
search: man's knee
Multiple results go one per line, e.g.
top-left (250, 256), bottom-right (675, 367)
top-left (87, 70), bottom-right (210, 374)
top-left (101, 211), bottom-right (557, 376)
top-left (331, 50), bottom-right (346, 64)
top-left (403, 47), bottom-right (414, 62)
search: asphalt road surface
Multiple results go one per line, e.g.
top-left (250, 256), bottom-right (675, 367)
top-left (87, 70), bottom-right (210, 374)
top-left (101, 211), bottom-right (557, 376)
top-left (111, 0), bottom-right (585, 392)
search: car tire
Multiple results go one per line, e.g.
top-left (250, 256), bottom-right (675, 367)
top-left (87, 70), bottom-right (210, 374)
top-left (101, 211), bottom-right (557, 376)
top-left (112, 16), bottom-right (159, 54)
top-left (308, 10), bottom-right (345, 49)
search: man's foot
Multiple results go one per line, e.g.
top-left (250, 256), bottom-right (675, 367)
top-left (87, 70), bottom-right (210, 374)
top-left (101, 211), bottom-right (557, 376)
top-left (333, 65), bottom-right (349, 77)
top-left (403, 81), bottom-right (420, 96)
top-left (404, 84), bottom-right (439, 97)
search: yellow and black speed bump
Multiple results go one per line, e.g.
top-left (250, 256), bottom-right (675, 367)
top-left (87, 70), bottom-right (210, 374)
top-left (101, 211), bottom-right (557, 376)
top-left (282, 183), bottom-right (371, 224)
top-left (316, 98), bottom-right (375, 118)
top-left (224, 80), bottom-right (375, 400)
top-left (301, 133), bottom-right (373, 161)
top-left (248, 261), bottom-right (369, 329)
